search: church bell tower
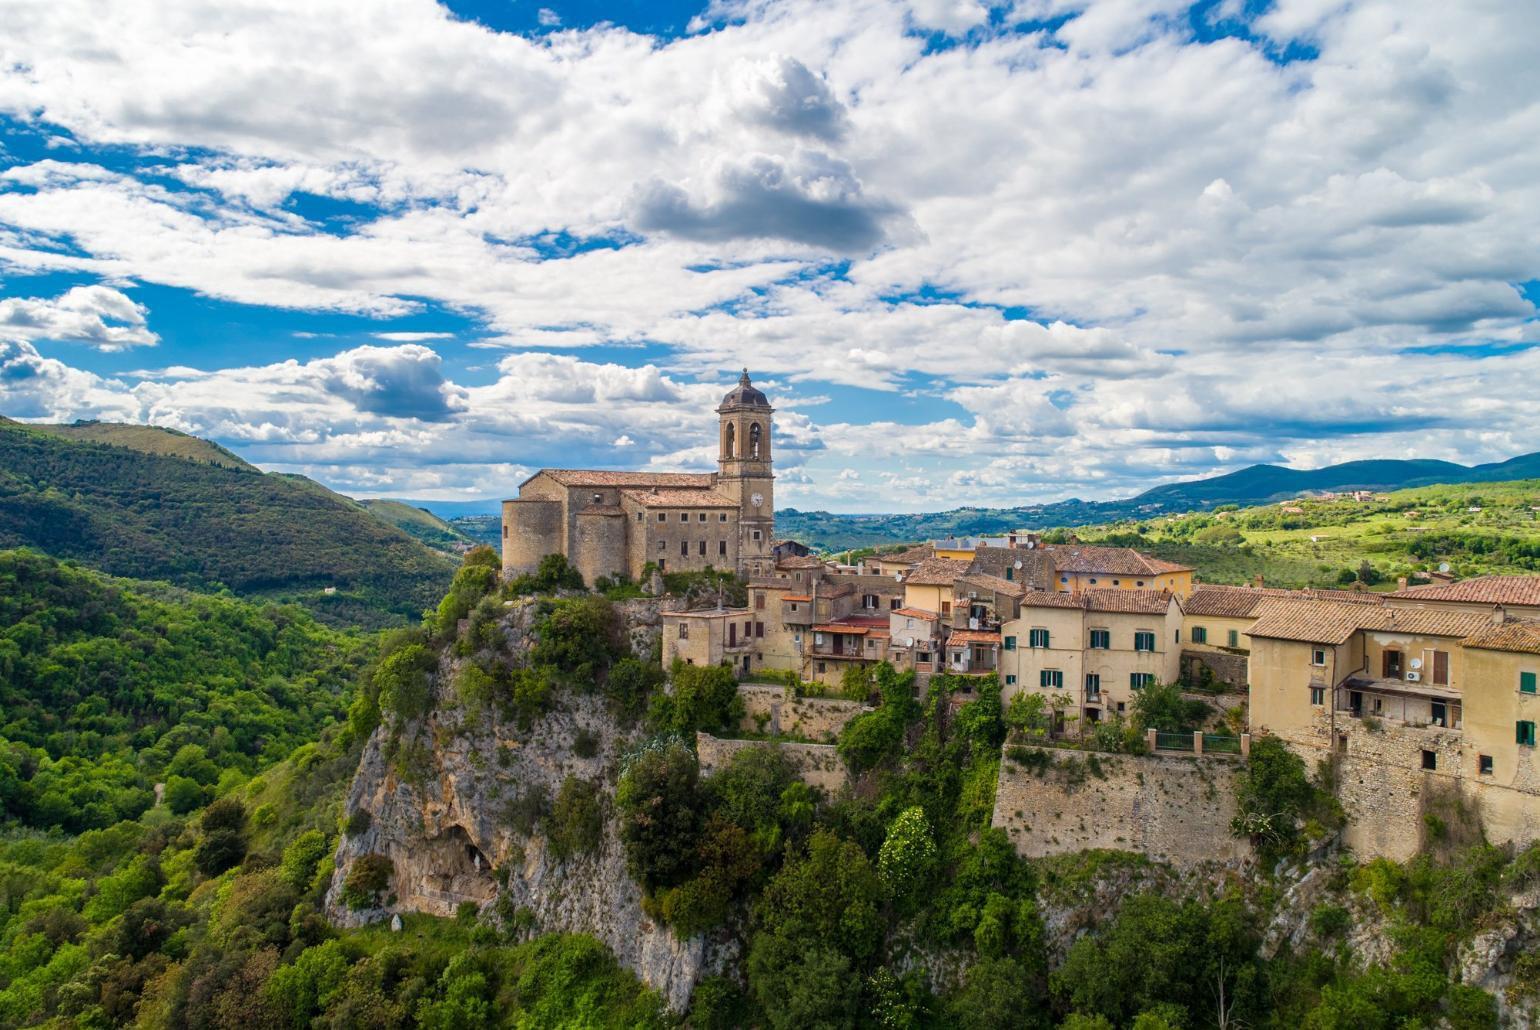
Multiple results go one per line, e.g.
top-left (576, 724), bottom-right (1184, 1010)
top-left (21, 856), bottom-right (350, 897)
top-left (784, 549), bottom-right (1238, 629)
top-left (717, 370), bottom-right (774, 575)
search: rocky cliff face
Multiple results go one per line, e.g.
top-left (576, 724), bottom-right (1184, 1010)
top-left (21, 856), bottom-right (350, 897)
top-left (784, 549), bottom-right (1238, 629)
top-left (324, 598), bottom-right (718, 1011)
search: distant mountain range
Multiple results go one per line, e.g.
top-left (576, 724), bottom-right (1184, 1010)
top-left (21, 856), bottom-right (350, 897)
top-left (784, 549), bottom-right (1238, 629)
top-left (776, 450), bottom-right (1540, 550)
top-left (0, 418), bottom-right (455, 627)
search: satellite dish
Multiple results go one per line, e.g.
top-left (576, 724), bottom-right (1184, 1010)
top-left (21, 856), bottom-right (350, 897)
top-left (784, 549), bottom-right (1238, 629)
top-left (1438, 562), bottom-right (1451, 573)
top-left (894, 572), bottom-right (903, 582)
top-left (1014, 560), bottom-right (1023, 570)
top-left (902, 636), bottom-right (914, 648)
top-left (1410, 658), bottom-right (1423, 670)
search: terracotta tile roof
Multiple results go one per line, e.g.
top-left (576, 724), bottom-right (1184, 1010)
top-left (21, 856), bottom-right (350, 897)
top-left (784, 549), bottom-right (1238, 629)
top-left (575, 504), bottom-right (625, 516)
top-left (1461, 619), bottom-right (1540, 655)
top-left (887, 541), bottom-right (930, 566)
top-left (904, 557), bottom-right (971, 586)
top-left (620, 488), bottom-right (738, 508)
top-left (527, 469), bottom-right (715, 489)
top-left (747, 578), bottom-right (791, 590)
top-left (970, 548), bottom-right (1057, 591)
top-left (1247, 599), bottom-right (1370, 645)
top-left (957, 571), bottom-right (1028, 597)
top-left (891, 607), bottom-right (939, 620)
top-left (947, 629), bottom-right (1002, 646)
top-left (1014, 589), bottom-right (1176, 614)
top-left (1083, 589), bottom-right (1179, 614)
top-left (1043, 544), bottom-right (1193, 577)
top-left (664, 607), bottom-right (752, 620)
top-left (814, 623), bottom-right (869, 635)
top-left (1249, 598), bottom-right (1492, 645)
top-left (776, 555), bottom-right (825, 569)
top-left (781, 594), bottom-right (812, 603)
top-left (1185, 584), bottom-right (1382, 619)
top-left (1387, 576), bottom-right (1540, 607)
top-left (1016, 590), bottom-right (1086, 609)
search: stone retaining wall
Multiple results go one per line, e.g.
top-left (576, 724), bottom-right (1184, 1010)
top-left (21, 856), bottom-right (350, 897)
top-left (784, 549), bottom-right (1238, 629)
top-left (735, 683), bottom-right (869, 742)
top-left (992, 745), bottom-right (1251, 868)
top-left (696, 732), bottom-right (850, 793)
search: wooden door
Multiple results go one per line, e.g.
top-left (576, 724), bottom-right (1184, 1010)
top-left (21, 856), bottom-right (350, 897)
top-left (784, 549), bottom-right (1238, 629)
top-left (1432, 650), bottom-right (1449, 685)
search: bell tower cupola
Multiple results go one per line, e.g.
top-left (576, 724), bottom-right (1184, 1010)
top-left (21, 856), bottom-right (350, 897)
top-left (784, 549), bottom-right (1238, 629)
top-left (717, 370), bottom-right (774, 574)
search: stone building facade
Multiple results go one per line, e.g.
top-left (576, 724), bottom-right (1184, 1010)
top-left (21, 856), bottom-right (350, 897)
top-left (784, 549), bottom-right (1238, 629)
top-left (501, 372), bottom-right (776, 584)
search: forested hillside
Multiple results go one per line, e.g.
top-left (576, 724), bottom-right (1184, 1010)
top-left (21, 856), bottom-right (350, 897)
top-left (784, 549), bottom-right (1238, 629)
top-left (359, 499), bottom-right (477, 556)
top-left (0, 421), bottom-right (454, 627)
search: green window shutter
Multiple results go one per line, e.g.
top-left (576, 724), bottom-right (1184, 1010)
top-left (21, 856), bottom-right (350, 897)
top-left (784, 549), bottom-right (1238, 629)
top-left (1042, 630), bottom-right (1050, 648)
top-left (1520, 721), bottom-right (1536, 747)
top-left (1039, 670), bottom-right (1049, 687)
top-left (1192, 627), bottom-right (1206, 644)
top-left (1522, 672), bottom-right (1537, 695)
top-left (1004, 636), bottom-right (1016, 651)
top-left (1228, 629), bottom-right (1239, 647)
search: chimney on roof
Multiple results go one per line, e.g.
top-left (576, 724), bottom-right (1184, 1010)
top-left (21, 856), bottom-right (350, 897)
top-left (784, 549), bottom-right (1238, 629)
top-left (1253, 575), bottom-right (1264, 588)
top-left (1397, 577), bottom-right (1408, 591)
top-left (1493, 604), bottom-right (1507, 625)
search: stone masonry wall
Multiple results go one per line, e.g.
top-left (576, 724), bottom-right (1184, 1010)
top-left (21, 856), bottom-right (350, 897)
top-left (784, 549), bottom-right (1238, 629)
top-left (696, 732), bottom-right (849, 793)
top-left (1181, 649), bottom-right (1250, 689)
top-left (735, 684), bottom-right (869, 742)
top-left (992, 746), bottom-right (1251, 868)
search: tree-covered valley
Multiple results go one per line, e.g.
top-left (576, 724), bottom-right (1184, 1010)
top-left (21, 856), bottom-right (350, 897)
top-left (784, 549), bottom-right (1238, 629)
top-left (2, 544), bottom-right (1537, 1028)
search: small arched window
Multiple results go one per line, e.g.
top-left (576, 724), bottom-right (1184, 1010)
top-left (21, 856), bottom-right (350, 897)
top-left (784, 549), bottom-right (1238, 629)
top-left (724, 423), bottom-right (736, 458)
top-left (749, 422), bottom-right (762, 458)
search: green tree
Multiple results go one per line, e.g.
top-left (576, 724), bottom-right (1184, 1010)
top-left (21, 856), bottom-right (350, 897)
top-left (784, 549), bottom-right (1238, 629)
top-left (616, 739), bottom-right (703, 890)
top-left (878, 806), bottom-right (937, 904)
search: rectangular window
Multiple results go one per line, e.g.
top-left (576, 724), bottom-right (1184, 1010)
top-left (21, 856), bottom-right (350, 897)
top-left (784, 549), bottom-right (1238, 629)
top-left (1421, 749), bottom-right (1437, 771)
top-left (1089, 629), bottom-right (1110, 650)
top-left (1311, 648), bottom-right (1327, 667)
top-left (789, 603), bottom-right (799, 612)
top-left (657, 512), bottom-right (666, 522)
top-left (698, 513), bottom-right (707, 522)
top-left (1431, 649), bottom-right (1450, 686)
top-left (719, 513), bottom-right (728, 522)
top-left (698, 540), bottom-right (706, 556)
top-left (1085, 674), bottom-right (1100, 698)
top-left (677, 623), bottom-right (688, 640)
top-left (1003, 635), bottom-right (1016, 651)
top-left (1227, 629), bottom-right (1239, 648)
top-left (1521, 672), bottom-right (1537, 695)
top-left (1005, 674), bottom-right (1017, 686)
top-left (1130, 673), bottom-right (1154, 689)
top-left (1479, 755), bottom-right (1494, 775)
top-left (1191, 626), bottom-right (1207, 644)
top-left (752, 530), bottom-right (762, 541)
top-left (890, 598), bottom-right (901, 610)
top-left (754, 593), bottom-right (765, 610)
top-left (942, 601), bottom-right (952, 615)
top-left (1519, 721), bottom-right (1537, 748)
top-left (1040, 669), bottom-right (1064, 689)
top-left (719, 540), bottom-right (728, 556)
top-left (1029, 628), bottom-right (1050, 648)
top-left (1134, 631), bottom-right (1155, 652)
top-left (502, 524), bottom-right (508, 539)
top-left (1310, 687), bottom-right (1325, 706)
top-left (680, 540), bottom-right (689, 557)
top-left (755, 622), bottom-right (764, 639)
top-left (657, 540), bottom-right (666, 553)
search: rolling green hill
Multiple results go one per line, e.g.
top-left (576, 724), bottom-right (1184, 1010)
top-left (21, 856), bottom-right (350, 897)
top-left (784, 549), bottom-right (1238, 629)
top-left (0, 419), bottom-right (455, 627)
top-left (2, 416), bottom-right (257, 470)
top-left (1070, 478), bottom-right (1540, 589)
top-left (776, 449), bottom-right (1540, 549)
top-left (359, 498), bottom-right (478, 554)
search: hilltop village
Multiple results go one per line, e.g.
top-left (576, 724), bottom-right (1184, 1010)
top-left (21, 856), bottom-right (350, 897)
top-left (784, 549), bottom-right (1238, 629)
top-left (503, 373), bottom-right (1540, 862)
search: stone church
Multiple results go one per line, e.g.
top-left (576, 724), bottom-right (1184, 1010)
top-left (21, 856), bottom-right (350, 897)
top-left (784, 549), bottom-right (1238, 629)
top-left (501, 371), bottom-right (776, 585)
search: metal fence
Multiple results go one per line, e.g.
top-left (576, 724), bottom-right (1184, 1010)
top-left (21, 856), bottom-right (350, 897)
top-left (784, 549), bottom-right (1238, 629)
top-left (1155, 730), bottom-right (1194, 752)
top-left (1202, 733), bottom-right (1243, 754)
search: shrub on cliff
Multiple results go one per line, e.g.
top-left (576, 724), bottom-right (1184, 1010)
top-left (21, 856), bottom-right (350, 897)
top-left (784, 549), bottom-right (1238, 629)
top-left (433, 548), bottom-right (500, 638)
top-left (648, 661), bottom-right (741, 735)
top-left (544, 775), bottom-right (604, 861)
top-left (1231, 735), bottom-right (1339, 860)
top-left (373, 642), bottom-right (435, 721)
top-left (340, 853), bottom-right (394, 910)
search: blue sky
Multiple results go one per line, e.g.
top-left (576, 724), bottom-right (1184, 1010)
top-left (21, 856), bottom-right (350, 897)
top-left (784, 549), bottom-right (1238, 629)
top-left (1, 0), bottom-right (1537, 513)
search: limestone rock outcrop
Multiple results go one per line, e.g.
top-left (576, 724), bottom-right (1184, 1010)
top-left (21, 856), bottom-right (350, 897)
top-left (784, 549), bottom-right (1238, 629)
top-left (324, 598), bottom-right (715, 1011)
